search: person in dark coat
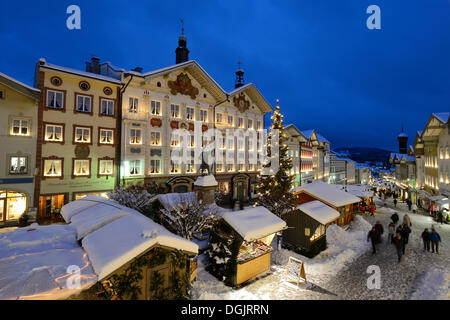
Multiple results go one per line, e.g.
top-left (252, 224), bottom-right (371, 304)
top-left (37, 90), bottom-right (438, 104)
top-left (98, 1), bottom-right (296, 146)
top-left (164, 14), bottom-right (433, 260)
top-left (374, 221), bottom-right (384, 244)
top-left (407, 199), bottom-right (412, 211)
top-left (437, 211), bottom-right (444, 224)
top-left (429, 228), bottom-right (442, 254)
top-left (391, 212), bottom-right (399, 225)
top-left (393, 199), bottom-right (398, 208)
top-left (400, 224), bottom-right (411, 254)
top-left (367, 227), bottom-right (378, 254)
top-left (393, 232), bottom-right (403, 263)
top-left (421, 228), bottom-right (430, 252)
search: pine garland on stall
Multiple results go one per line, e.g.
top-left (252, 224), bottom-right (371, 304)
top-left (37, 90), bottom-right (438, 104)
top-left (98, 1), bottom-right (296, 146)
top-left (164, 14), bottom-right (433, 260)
top-left (256, 99), bottom-right (296, 217)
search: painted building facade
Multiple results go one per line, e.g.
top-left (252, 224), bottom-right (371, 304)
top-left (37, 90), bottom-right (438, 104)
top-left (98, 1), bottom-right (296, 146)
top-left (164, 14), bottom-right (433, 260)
top-left (0, 72), bottom-right (40, 225)
top-left (33, 58), bottom-right (122, 219)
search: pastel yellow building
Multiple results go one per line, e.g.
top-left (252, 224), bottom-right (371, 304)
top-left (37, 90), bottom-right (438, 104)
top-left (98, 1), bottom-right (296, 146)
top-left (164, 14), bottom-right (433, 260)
top-left (0, 72), bottom-right (40, 225)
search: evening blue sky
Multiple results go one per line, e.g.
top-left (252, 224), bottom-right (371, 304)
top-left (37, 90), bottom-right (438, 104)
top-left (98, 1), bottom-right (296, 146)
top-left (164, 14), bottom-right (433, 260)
top-left (1, 0), bottom-right (449, 151)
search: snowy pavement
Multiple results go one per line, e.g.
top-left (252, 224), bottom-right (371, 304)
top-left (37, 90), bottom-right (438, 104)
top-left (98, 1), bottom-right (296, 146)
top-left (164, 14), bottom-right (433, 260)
top-left (192, 197), bottom-right (450, 300)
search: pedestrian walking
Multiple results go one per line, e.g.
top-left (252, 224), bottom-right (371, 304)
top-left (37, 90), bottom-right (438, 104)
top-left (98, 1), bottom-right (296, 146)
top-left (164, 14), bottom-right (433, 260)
top-left (411, 203), bottom-right (417, 213)
top-left (388, 222), bottom-right (395, 244)
top-left (400, 224), bottom-right (411, 254)
top-left (374, 221), bottom-right (384, 244)
top-left (429, 228), bottom-right (441, 254)
top-left (393, 232), bottom-right (403, 263)
top-left (391, 212), bottom-right (399, 225)
top-left (367, 227), bottom-right (378, 254)
top-left (403, 213), bottom-right (412, 228)
top-left (437, 211), bottom-right (444, 224)
top-left (421, 228), bottom-right (430, 252)
top-left (407, 199), bottom-right (412, 211)
top-left (394, 199), bottom-right (398, 208)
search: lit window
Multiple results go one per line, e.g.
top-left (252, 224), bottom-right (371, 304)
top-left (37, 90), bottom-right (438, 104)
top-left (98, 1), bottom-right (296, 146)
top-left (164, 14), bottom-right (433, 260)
top-left (227, 164), bottom-right (234, 172)
top-left (73, 159), bottom-right (90, 176)
top-left (256, 121), bottom-right (261, 130)
top-left (99, 159), bottom-right (113, 175)
top-left (238, 164), bottom-right (245, 171)
top-left (227, 115), bottom-right (233, 126)
top-left (46, 90), bottom-right (64, 109)
top-left (11, 119), bottom-right (29, 136)
top-left (216, 113), bottom-right (223, 123)
top-left (227, 137), bottom-right (234, 150)
top-left (76, 94), bottom-right (91, 113)
top-left (9, 156), bottom-right (27, 174)
top-left (171, 104), bottom-right (180, 118)
top-left (188, 134), bottom-right (195, 147)
top-left (45, 124), bottom-right (63, 142)
top-left (43, 159), bottom-right (62, 177)
top-left (170, 161), bottom-right (180, 174)
top-left (129, 160), bottom-right (141, 176)
top-left (149, 159), bottom-right (161, 174)
top-left (238, 139), bottom-right (244, 151)
top-left (74, 127), bottom-right (91, 143)
top-left (151, 131), bottom-right (161, 145)
top-left (151, 100), bottom-right (161, 115)
top-left (248, 164), bottom-right (254, 171)
top-left (186, 107), bottom-right (195, 120)
top-left (171, 132), bottom-right (180, 147)
top-left (219, 182), bottom-right (229, 193)
top-left (216, 164), bottom-right (223, 172)
top-left (200, 110), bottom-right (208, 122)
top-left (130, 129), bottom-right (142, 144)
top-left (237, 117), bottom-right (244, 128)
top-left (129, 97), bottom-right (138, 113)
top-left (99, 129), bottom-right (114, 144)
top-left (101, 98), bottom-right (114, 116)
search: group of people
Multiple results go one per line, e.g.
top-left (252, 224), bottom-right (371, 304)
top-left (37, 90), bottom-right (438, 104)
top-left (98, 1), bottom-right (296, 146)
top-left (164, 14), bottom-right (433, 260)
top-left (421, 228), bottom-right (442, 254)
top-left (367, 210), bottom-right (443, 263)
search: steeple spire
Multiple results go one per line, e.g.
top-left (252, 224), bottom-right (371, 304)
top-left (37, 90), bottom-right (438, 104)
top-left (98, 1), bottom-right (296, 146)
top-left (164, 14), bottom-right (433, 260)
top-left (235, 61), bottom-right (245, 88)
top-left (175, 19), bottom-right (189, 64)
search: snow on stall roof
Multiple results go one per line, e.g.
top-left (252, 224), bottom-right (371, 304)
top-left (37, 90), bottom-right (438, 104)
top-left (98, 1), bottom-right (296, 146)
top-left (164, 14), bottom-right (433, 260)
top-left (297, 200), bottom-right (340, 225)
top-left (292, 180), bottom-right (361, 207)
top-left (332, 184), bottom-right (374, 199)
top-left (0, 224), bottom-right (97, 300)
top-left (222, 206), bottom-right (286, 242)
top-left (82, 215), bottom-right (198, 280)
top-left (194, 174), bottom-right (218, 187)
top-left (69, 205), bottom-right (131, 240)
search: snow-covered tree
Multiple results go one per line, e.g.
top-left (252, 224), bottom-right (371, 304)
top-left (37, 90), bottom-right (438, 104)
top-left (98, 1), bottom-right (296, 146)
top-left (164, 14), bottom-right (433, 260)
top-left (160, 197), bottom-right (219, 241)
top-left (256, 99), bottom-right (296, 217)
top-left (108, 185), bottom-right (154, 214)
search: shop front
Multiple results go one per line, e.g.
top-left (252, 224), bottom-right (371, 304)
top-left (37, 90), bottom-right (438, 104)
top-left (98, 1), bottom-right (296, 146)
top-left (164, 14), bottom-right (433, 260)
top-left (207, 206), bottom-right (286, 287)
top-left (38, 193), bottom-right (67, 219)
top-left (0, 190), bottom-right (27, 223)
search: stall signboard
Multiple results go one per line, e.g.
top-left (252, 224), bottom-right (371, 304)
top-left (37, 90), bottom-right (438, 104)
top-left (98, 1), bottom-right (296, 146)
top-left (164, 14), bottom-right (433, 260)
top-left (286, 257), bottom-right (306, 285)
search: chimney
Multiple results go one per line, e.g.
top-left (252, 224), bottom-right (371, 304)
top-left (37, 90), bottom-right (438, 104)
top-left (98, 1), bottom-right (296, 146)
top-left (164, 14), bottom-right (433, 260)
top-left (91, 57), bottom-right (100, 74)
top-left (132, 67), bottom-right (143, 73)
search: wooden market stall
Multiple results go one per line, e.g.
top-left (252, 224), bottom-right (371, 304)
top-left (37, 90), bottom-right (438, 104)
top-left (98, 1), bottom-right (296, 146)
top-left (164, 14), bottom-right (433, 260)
top-left (282, 200), bottom-right (340, 256)
top-left (207, 206), bottom-right (286, 287)
top-left (292, 181), bottom-right (361, 226)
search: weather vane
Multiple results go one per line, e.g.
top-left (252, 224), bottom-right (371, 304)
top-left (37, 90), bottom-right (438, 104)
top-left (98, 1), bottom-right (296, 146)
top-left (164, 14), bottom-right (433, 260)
top-left (237, 61), bottom-right (242, 70)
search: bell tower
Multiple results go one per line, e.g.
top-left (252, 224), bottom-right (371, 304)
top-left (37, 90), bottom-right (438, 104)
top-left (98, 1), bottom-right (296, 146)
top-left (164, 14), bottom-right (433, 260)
top-left (235, 61), bottom-right (245, 89)
top-left (397, 126), bottom-right (408, 154)
top-left (175, 19), bottom-right (189, 64)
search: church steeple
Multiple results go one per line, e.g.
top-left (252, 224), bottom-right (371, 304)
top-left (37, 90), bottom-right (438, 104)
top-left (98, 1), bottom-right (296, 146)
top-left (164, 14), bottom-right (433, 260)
top-left (397, 125), bottom-right (408, 154)
top-left (175, 19), bottom-right (189, 64)
top-left (235, 61), bottom-right (245, 88)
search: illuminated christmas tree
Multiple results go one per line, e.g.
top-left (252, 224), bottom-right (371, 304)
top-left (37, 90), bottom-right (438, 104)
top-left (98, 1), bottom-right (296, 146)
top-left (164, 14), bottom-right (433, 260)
top-left (256, 99), bottom-right (296, 217)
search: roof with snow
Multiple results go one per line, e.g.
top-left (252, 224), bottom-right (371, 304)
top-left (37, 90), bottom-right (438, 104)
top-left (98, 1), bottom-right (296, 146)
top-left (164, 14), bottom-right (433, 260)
top-left (82, 214), bottom-right (198, 280)
top-left (432, 112), bottom-right (450, 124)
top-left (301, 129), bottom-right (315, 139)
top-left (222, 206), bottom-right (286, 241)
top-left (292, 180), bottom-right (361, 207)
top-left (39, 59), bottom-right (122, 84)
top-left (0, 72), bottom-right (40, 101)
top-left (297, 200), bottom-right (340, 225)
top-left (59, 196), bottom-right (198, 281)
top-left (390, 152), bottom-right (416, 162)
top-left (194, 174), bottom-right (218, 187)
top-left (332, 184), bottom-right (374, 198)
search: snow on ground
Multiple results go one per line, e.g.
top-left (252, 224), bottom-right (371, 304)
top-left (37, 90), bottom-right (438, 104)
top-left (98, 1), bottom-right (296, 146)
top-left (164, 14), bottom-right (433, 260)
top-left (0, 223), bottom-right (97, 300)
top-left (192, 196), bottom-right (450, 300)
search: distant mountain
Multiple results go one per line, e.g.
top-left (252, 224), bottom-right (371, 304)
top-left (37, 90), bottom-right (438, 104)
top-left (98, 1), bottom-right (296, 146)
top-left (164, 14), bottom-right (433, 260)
top-left (334, 147), bottom-right (393, 166)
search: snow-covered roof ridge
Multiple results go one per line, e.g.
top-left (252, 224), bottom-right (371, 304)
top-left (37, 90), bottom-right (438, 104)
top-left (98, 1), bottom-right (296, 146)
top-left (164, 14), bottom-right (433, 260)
top-left (222, 206), bottom-right (286, 241)
top-left (297, 200), bottom-right (340, 225)
top-left (432, 112), bottom-right (450, 124)
top-left (194, 174), bottom-right (218, 187)
top-left (0, 71), bottom-right (40, 93)
top-left (82, 214), bottom-right (198, 280)
top-left (40, 60), bottom-right (123, 84)
top-left (292, 181), bottom-right (361, 207)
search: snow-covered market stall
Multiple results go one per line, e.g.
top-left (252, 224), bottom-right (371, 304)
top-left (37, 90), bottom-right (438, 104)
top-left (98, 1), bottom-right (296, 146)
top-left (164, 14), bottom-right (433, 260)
top-left (207, 206), bottom-right (286, 287)
top-left (282, 200), bottom-right (340, 256)
top-left (61, 195), bottom-right (199, 300)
